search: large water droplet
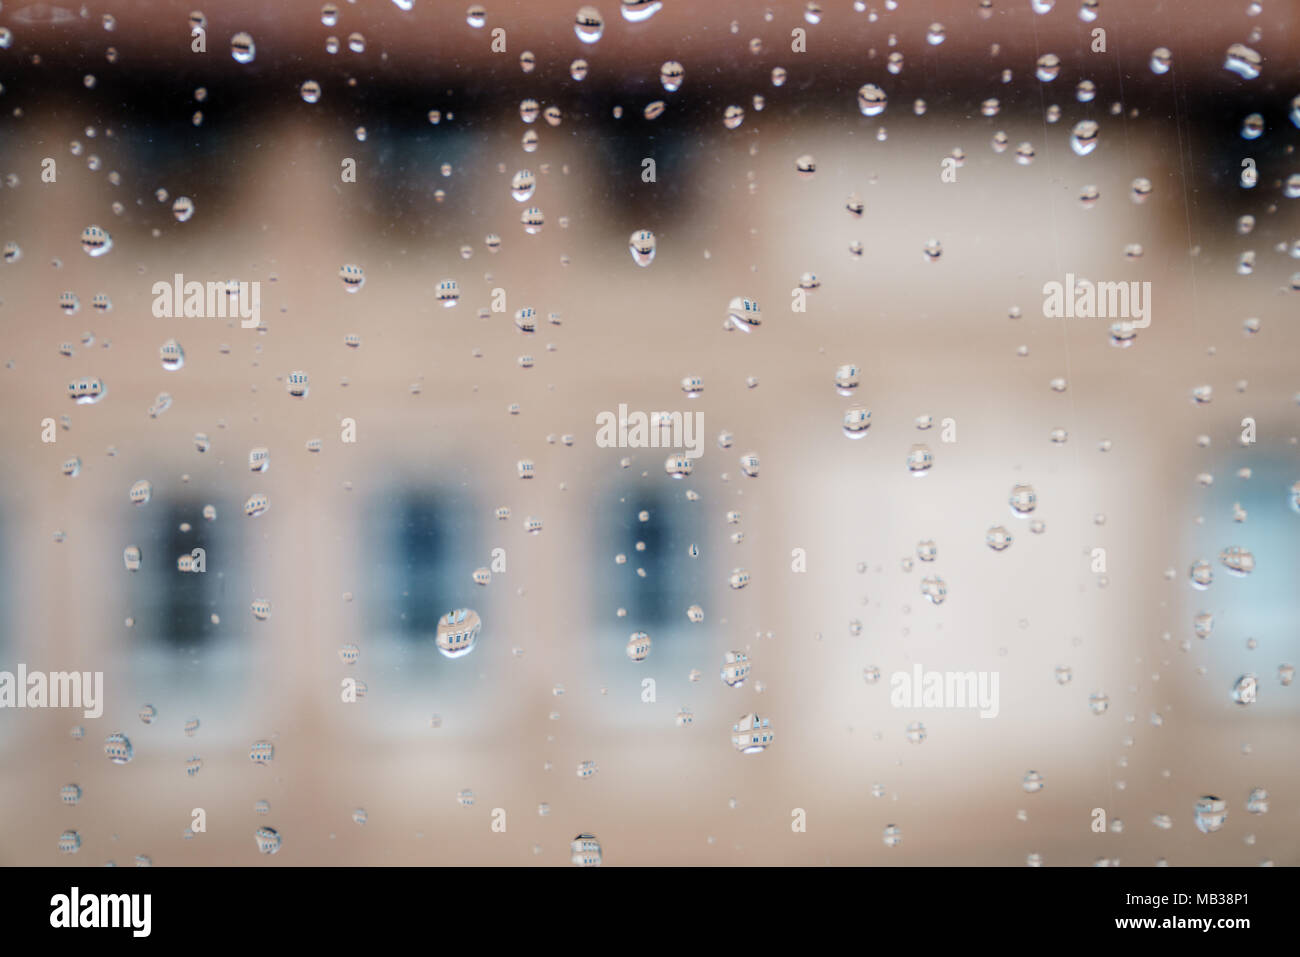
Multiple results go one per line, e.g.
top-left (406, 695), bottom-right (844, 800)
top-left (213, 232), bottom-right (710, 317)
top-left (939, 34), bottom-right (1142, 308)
top-left (629, 228), bottom-right (656, 266)
top-left (80, 225), bottom-right (112, 257)
top-left (621, 0), bottom-right (661, 22)
top-left (571, 833), bottom-right (602, 866)
top-left (1194, 796), bottom-right (1228, 833)
top-left (920, 576), bottom-right (946, 604)
top-left (731, 712), bottom-right (774, 753)
top-left (574, 6), bottom-right (604, 43)
top-left (1219, 545), bottom-right (1255, 576)
top-left (1231, 674), bottom-right (1257, 705)
top-left (1070, 119), bottom-right (1099, 156)
top-left (435, 608), bottom-right (481, 658)
top-left (857, 83), bottom-right (887, 117)
top-left (254, 826), bottom-right (282, 854)
top-left (230, 31), bottom-right (256, 64)
top-left (1224, 43), bottom-right (1262, 80)
top-left (104, 732), bottom-right (133, 764)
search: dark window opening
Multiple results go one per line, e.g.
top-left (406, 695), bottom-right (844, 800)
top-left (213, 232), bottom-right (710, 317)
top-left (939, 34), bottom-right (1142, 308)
top-left (126, 498), bottom-right (235, 648)
top-left (372, 489), bottom-right (480, 640)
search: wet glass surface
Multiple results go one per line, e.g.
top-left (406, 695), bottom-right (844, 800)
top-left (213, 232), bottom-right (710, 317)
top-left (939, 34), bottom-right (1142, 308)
top-left (0, 0), bottom-right (1297, 866)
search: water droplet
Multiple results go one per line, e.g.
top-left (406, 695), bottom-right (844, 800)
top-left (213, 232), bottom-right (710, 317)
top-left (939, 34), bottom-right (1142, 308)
top-left (230, 32), bottom-right (256, 64)
top-left (659, 60), bottom-right (685, 93)
top-left (339, 263), bottom-right (365, 292)
top-left (1246, 788), bottom-right (1269, 814)
top-left (843, 406), bottom-right (871, 438)
top-left (1035, 53), bottom-right (1061, 82)
top-left (621, 0), bottom-right (662, 21)
top-left (521, 206), bottom-right (545, 234)
top-left (574, 6), bottom-right (604, 43)
top-left (254, 826), bottom-right (282, 854)
top-left (1070, 119), bottom-right (1099, 156)
top-left (104, 732), bottom-right (133, 764)
top-left (1009, 483), bottom-right (1037, 516)
top-left (920, 576), bottom-right (946, 605)
top-left (831, 364), bottom-right (862, 396)
top-left (1224, 43), bottom-right (1262, 80)
top-left (857, 83), bottom-right (887, 117)
top-left (907, 444), bottom-right (934, 476)
top-left (127, 479), bottom-right (153, 506)
top-left (986, 525), bottom-right (1013, 551)
top-left (509, 168), bottom-right (536, 202)
top-left (152, 338), bottom-right (186, 372)
top-left (726, 296), bottom-right (761, 332)
top-left (625, 631), bottom-right (651, 661)
top-left (1109, 321), bottom-right (1138, 348)
top-left (249, 740), bottom-right (275, 764)
top-left (435, 608), bottom-right (481, 659)
top-left (1231, 674), bottom-right (1258, 705)
top-left (1220, 546), bottom-right (1255, 576)
top-left (629, 228), bottom-right (656, 266)
top-left (720, 650), bottom-right (752, 688)
top-left (731, 712), bottom-right (774, 753)
top-left (571, 833), bottom-right (602, 866)
top-left (1194, 796), bottom-right (1228, 834)
top-left (80, 225), bottom-right (112, 257)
